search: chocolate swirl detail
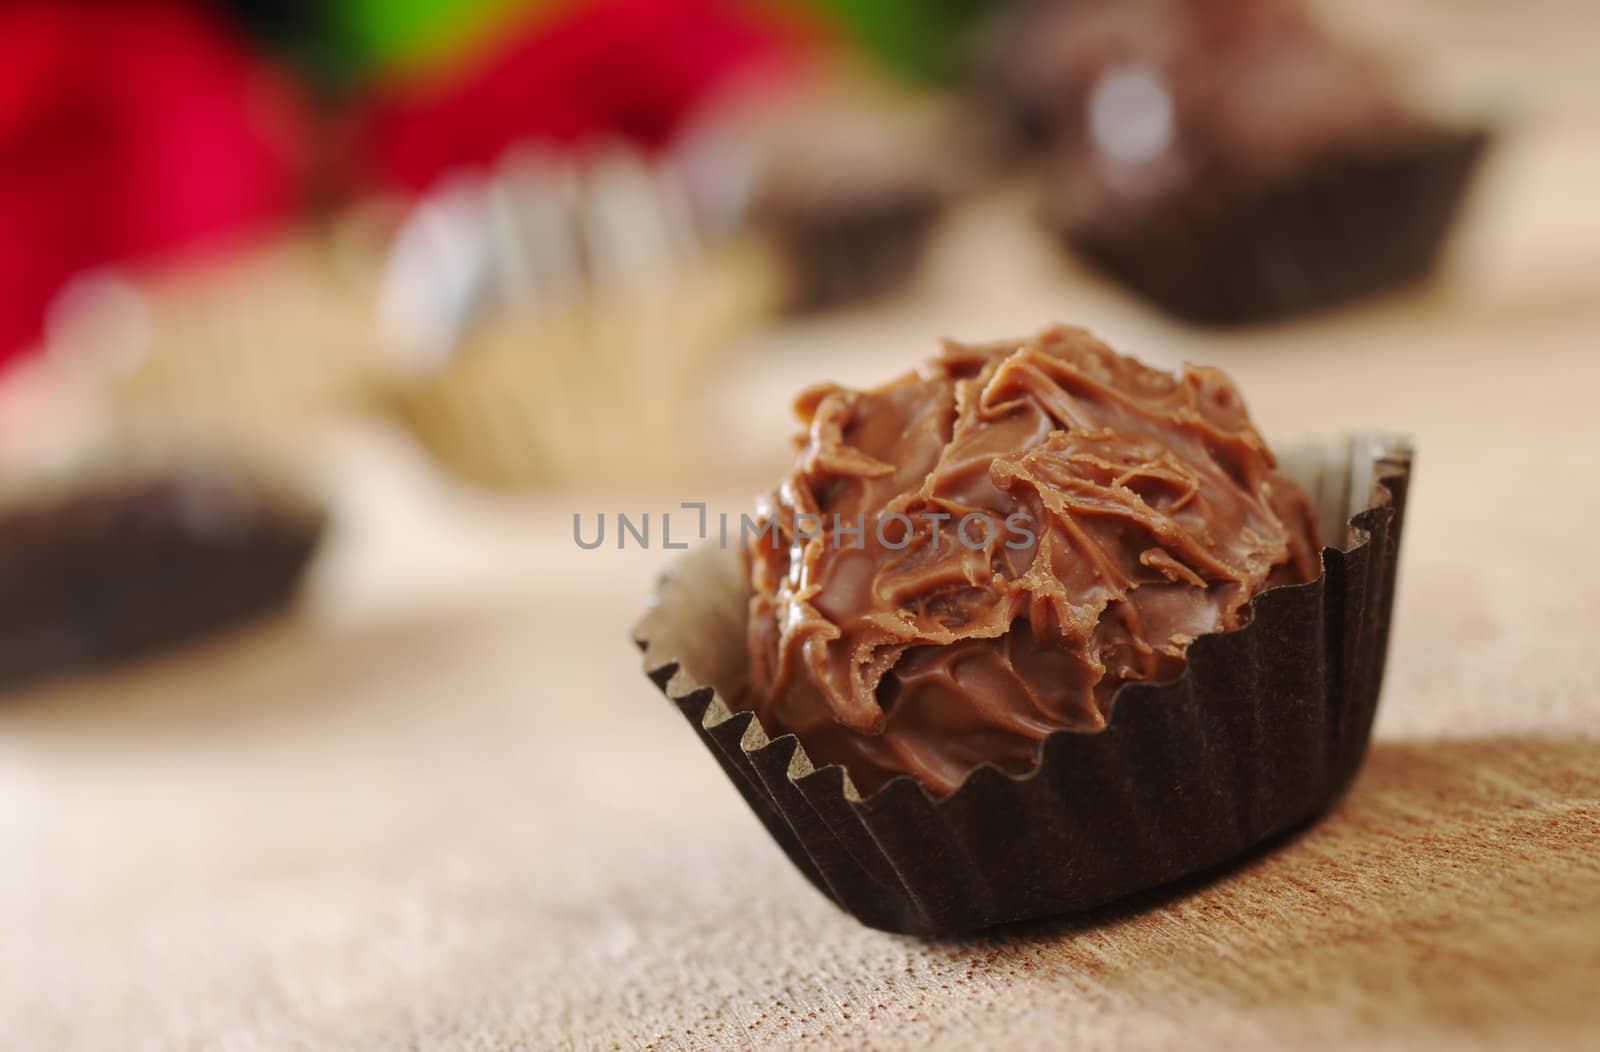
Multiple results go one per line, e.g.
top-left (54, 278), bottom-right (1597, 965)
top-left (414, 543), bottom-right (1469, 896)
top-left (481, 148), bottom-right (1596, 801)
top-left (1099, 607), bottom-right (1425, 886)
top-left (742, 326), bottom-right (1322, 795)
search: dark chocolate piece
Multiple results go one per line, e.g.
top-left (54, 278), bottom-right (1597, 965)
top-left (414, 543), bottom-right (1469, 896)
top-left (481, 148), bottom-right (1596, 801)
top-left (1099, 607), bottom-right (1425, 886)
top-left (740, 327), bottom-right (1321, 795)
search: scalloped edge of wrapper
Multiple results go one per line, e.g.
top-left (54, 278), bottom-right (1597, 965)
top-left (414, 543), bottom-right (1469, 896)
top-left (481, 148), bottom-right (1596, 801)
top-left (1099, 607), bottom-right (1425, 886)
top-left (635, 434), bottom-right (1411, 935)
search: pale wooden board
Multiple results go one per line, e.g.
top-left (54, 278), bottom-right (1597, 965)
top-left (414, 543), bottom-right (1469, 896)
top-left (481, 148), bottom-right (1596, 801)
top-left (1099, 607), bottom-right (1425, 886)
top-left (5, 270), bottom-right (1600, 1052)
top-left (4, 4), bottom-right (1600, 1048)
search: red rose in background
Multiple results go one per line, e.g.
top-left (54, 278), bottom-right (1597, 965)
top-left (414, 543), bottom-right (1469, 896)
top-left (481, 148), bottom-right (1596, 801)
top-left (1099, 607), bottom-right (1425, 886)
top-left (362, 0), bottom-right (800, 193)
top-left (0, 1), bottom-right (304, 368)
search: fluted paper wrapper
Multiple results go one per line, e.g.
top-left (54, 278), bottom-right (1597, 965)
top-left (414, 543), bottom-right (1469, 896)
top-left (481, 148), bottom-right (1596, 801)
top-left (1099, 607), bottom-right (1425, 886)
top-left (1060, 127), bottom-right (1489, 325)
top-left (0, 454), bottom-right (326, 690)
top-left (385, 240), bottom-right (779, 490)
top-left (635, 435), bottom-right (1410, 935)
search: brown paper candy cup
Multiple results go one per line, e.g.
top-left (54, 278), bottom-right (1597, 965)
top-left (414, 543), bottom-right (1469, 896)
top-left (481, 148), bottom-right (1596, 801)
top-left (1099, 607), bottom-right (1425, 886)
top-left (771, 194), bottom-right (945, 314)
top-left (1059, 126), bottom-right (1490, 325)
top-left (0, 461), bottom-right (325, 689)
top-left (635, 435), bottom-right (1411, 934)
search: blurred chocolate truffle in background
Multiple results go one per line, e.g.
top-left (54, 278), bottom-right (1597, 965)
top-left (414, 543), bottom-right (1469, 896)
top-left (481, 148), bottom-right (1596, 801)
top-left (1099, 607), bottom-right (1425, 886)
top-left (0, 459), bottom-right (324, 690)
top-left (756, 114), bottom-right (949, 312)
top-left (678, 82), bottom-right (964, 313)
top-left (975, 0), bottom-right (1355, 155)
top-left (976, 0), bottom-right (1489, 323)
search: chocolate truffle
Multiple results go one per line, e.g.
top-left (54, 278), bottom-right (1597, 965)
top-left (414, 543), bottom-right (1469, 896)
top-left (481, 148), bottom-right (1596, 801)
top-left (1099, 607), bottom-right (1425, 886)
top-left (748, 103), bottom-right (952, 313)
top-left (741, 326), bottom-right (1321, 794)
top-left (989, 0), bottom-right (1488, 323)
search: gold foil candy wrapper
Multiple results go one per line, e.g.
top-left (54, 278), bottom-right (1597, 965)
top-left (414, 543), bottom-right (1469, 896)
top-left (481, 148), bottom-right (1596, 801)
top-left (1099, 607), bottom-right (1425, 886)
top-left (385, 239), bottom-right (780, 491)
top-left (635, 435), bottom-right (1410, 934)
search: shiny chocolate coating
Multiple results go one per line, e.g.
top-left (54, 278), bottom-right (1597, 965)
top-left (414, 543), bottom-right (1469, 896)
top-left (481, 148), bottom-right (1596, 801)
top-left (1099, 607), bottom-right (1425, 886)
top-left (742, 327), bottom-right (1322, 795)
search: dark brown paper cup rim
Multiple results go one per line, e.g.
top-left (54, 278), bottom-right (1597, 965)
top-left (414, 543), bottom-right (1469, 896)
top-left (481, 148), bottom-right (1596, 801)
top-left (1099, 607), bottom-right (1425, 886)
top-left (1056, 126), bottom-right (1492, 325)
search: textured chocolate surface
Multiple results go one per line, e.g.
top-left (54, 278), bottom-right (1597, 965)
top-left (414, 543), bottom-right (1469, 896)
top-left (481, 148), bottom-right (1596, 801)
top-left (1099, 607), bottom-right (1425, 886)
top-left (741, 327), bottom-right (1321, 794)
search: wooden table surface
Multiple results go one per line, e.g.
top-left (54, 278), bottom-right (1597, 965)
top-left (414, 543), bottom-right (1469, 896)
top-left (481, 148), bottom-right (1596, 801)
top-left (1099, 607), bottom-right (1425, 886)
top-left (4, 5), bottom-right (1600, 1049)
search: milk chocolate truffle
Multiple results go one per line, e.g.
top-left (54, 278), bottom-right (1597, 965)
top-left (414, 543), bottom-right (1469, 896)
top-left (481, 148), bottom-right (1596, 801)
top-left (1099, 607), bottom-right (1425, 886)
top-left (639, 325), bottom-right (1410, 932)
top-left (741, 326), bottom-right (1321, 794)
